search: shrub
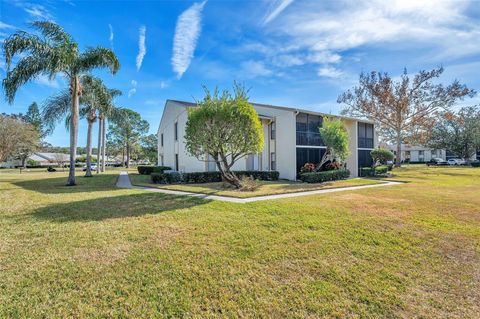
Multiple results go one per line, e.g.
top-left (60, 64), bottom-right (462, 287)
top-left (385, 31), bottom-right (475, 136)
top-left (370, 147), bottom-right (394, 165)
top-left (239, 175), bottom-right (260, 191)
top-left (138, 165), bottom-right (171, 175)
top-left (300, 163), bottom-right (316, 173)
top-left (183, 171), bottom-right (222, 183)
top-left (359, 166), bottom-right (388, 177)
top-left (359, 167), bottom-right (374, 177)
top-left (299, 169), bottom-right (350, 183)
top-left (375, 165), bottom-right (388, 175)
top-left (151, 170), bottom-right (280, 184)
top-left (151, 171), bottom-right (183, 184)
top-left (234, 170), bottom-right (279, 181)
top-left (471, 161), bottom-right (480, 167)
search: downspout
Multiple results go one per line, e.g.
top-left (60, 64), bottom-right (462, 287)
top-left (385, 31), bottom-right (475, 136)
top-left (294, 110), bottom-right (299, 180)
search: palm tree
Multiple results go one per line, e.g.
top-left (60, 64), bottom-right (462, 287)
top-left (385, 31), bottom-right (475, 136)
top-left (80, 76), bottom-right (109, 177)
top-left (97, 88), bottom-right (122, 173)
top-left (3, 21), bottom-right (119, 186)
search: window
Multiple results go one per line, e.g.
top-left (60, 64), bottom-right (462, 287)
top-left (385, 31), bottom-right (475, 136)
top-left (357, 122), bottom-right (374, 148)
top-left (358, 150), bottom-right (373, 170)
top-left (270, 122), bottom-right (276, 140)
top-left (160, 133), bottom-right (164, 147)
top-left (296, 147), bottom-right (326, 174)
top-left (175, 154), bottom-right (179, 171)
top-left (296, 112), bottom-right (324, 146)
top-left (270, 152), bottom-right (276, 170)
top-left (419, 150), bottom-right (424, 156)
top-left (174, 122), bottom-right (178, 141)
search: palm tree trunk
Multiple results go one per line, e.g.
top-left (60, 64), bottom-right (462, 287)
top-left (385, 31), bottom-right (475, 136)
top-left (126, 143), bottom-right (130, 168)
top-left (85, 119), bottom-right (94, 177)
top-left (67, 75), bottom-right (80, 186)
top-left (101, 118), bottom-right (106, 172)
top-left (96, 116), bottom-right (102, 174)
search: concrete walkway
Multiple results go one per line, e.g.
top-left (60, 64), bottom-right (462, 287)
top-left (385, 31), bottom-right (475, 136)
top-left (116, 171), bottom-right (403, 203)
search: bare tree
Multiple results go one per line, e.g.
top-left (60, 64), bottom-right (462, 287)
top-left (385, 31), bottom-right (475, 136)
top-left (338, 67), bottom-right (475, 166)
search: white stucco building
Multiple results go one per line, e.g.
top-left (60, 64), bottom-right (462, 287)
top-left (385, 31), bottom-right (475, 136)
top-left (157, 100), bottom-right (378, 180)
top-left (386, 144), bottom-right (446, 163)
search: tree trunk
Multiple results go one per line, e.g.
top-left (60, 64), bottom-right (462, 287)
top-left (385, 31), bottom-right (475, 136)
top-left (67, 75), bottom-right (80, 186)
top-left (85, 119), bottom-right (94, 177)
top-left (101, 118), bottom-right (106, 172)
top-left (395, 132), bottom-right (402, 167)
top-left (215, 159), bottom-right (242, 188)
top-left (96, 115), bottom-right (102, 174)
top-left (126, 143), bottom-right (130, 168)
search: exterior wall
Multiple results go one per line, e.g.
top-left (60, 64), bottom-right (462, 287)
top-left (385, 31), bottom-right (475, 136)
top-left (253, 105), bottom-right (297, 180)
top-left (158, 100), bottom-right (375, 181)
top-left (344, 119), bottom-right (358, 177)
top-left (390, 146), bottom-right (447, 162)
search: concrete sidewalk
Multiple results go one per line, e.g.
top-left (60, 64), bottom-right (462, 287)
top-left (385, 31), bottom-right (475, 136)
top-left (116, 171), bottom-right (402, 203)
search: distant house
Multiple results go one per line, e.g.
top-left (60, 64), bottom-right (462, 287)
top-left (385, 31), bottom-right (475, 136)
top-left (386, 144), bottom-right (446, 163)
top-left (157, 100), bottom-right (378, 180)
top-left (0, 152), bottom-right (70, 168)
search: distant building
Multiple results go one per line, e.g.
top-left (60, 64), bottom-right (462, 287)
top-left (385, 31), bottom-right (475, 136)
top-left (386, 144), bottom-right (446, 163)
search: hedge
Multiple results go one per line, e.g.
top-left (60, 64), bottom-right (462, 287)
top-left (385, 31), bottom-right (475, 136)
top-left (471, 161), bottom-right (480, 167)
top-left (359, 166), bottom-right (389, 177)
top-left (151, 170), bottom-right (280, 184)
top-left (299, 169), bottom-right (350, 183)
top-left (137, 165), bottom-right (171, 175)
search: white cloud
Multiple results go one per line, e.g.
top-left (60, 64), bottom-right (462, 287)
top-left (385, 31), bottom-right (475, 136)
top-left (0, 21), bottom-right (15, 29)
top-left (108, 24), bottom-right (114, 49)
top-left (24, 4), bottom-right (53, 20)
top-left (128, 80), bottom-right (137, 98)
top-left (317, 66), bottom-right (343, 78)
top-left (136, 26), bottom-right (146, 71)
top-left (271, 0), bottom-right (479, 60)
top-left (262, 0), bottom-right (294, 25)
top-left (240, 60), bottom-right (273, 78)
top-left (171, 1), bottom-right (207, 79)
top-left (34, 74), bottom-right (60, 88)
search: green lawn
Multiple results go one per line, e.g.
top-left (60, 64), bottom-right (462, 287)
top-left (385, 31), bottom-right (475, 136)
top-left (130, 173), bottom-right (383, 198)
top-left (0, 166), bottom-right (479, 317)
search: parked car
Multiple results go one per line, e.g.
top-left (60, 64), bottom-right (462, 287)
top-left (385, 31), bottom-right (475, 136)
top-left (426, 158), bottom-right (447, 166)
top-left (82, 164), bottom-right (97, 171)
top-left (447, 158), bottom-right (466, 166)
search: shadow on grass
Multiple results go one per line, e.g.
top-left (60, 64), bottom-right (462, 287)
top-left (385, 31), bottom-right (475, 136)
top-left (13, 174), bottom-right (120, 194)
top-left (29, 192), bottom-right (211, 222)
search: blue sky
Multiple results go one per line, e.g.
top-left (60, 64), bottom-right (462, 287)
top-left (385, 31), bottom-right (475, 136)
top-left (1, 0), bottom-right (480, 146)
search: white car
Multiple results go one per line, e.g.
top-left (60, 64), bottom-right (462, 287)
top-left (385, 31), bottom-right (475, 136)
top-left (82, 164), bottom-right (98, 171)
top-left (447, 158), bottom-right (465, 166)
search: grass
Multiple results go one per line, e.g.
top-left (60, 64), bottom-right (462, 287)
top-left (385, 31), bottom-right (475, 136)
top-left (0, 166), bottom-right (479, 317)
top-left (130, 174), bottom-right (383, 198)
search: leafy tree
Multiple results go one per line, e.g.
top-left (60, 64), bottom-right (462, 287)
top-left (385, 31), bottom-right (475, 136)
top-left (429, 106), bottom-right (480, 161)
top-left (0, 115), bottom-right (39, 164)
top-left (370, 147), bottom-right (394, 166)
top-left (185, 85), bottom-right (263, 188)
top-left (3, 21), bottom-right (119, 185)
top-left (25, 102), bottom-right (46, 138)
top-left (107, 109), bottom-right (149, 168)
top-left (338, 67), bottom-right (475, 167)
top-left (317, 117), bottom-right (350, 170)
top-left (141, 134), bottom-right (158, 164)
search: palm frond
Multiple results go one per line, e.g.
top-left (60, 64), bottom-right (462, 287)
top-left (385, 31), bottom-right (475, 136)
top-left (2, 55), bottom-right (53, 103)
top-left (77, 47), bottom-right (120, 75)
top-left (2, 31), bottom-right (50, 69)
top-left (31, 21), bottom-right (73, 45)
top-left (41, 89), bottom-right (71, 135)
